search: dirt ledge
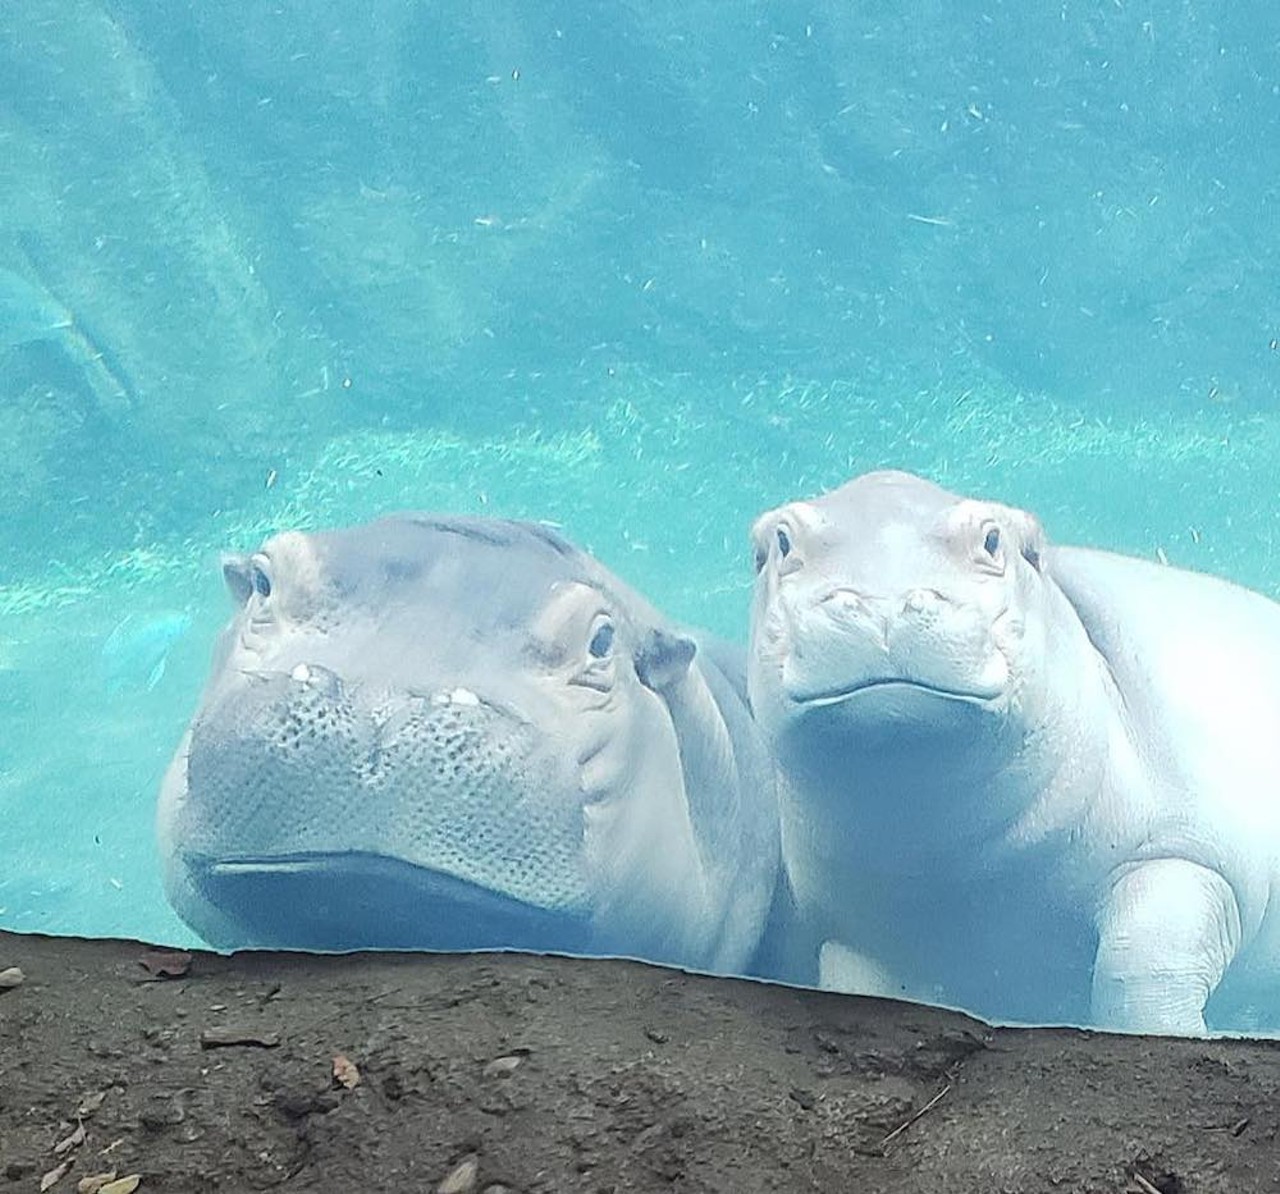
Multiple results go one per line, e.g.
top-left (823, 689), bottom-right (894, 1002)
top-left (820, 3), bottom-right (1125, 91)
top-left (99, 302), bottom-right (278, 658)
top-left (1, 930), bottom-right (1277, 1192)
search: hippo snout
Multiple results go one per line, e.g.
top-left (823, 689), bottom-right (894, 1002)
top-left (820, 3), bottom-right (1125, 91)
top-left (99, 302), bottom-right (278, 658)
top-left (168, 661), bottom-right (591, 937)
top-left (779, 581), bottom-right (1009, 708)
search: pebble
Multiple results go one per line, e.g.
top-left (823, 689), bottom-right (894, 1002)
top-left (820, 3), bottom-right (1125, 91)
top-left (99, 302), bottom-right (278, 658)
top-left (482, 1055), bottom-right (522, 1079)
top-left (0, 966), bottom-right (24, 989)
top-left (438, 1154), bottom-right (479, 1193)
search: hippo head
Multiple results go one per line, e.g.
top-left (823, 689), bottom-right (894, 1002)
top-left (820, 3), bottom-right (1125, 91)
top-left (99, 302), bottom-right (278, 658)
top-left (159, 515), bottom-right (762, 966)
top-left (747, 470), bottom-right (1066, 847)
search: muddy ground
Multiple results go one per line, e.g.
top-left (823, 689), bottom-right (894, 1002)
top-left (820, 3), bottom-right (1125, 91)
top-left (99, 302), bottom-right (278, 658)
top-left (1, 931), bottom-right (1278, 1193)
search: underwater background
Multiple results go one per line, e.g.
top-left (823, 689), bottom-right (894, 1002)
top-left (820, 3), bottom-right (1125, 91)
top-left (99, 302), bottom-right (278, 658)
top-left (1, 0), bottom-right (1278, 947)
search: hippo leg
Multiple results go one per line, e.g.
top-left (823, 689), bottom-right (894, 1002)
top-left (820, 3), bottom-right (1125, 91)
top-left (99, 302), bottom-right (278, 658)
top-left (1091, 859), bottom-right (1242, 1035)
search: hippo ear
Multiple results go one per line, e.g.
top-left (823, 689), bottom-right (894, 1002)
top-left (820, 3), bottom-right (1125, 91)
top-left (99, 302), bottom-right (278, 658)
top-left (634, 627), bottom-right (697, 693)
top-left (222, 554), bottom-right (255, 606)
top-left (1013, 511), bottom-right (1047, 572)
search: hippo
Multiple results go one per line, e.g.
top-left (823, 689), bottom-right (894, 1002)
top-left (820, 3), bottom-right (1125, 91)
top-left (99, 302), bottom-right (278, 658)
top-left (158, 514), bottom-right (782, 978)
top-left (747, 469), bottom-right (1280, 1035)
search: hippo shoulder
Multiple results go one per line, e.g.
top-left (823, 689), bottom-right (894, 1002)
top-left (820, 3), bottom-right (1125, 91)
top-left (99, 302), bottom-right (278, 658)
top-left (1047, 545), bottom-right (1280, 806)
top-left (1047, 545), bottom-right (1280, 661)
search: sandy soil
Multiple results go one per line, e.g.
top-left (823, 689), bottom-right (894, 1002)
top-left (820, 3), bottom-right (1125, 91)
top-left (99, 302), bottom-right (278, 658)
top-left (2, 930), bottom-right (1278, 1192)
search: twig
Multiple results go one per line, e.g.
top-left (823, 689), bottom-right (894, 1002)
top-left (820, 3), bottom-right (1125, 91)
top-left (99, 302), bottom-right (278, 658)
top-left (880, 1082), bottom-right (952, 1149)
top-left (1131, 1173), bottom-right (1161, 1194)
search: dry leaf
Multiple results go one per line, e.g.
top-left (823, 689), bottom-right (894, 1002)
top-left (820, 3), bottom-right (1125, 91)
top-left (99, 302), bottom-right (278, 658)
top-left (40, 1160), bottom-right (71, 1191)
top-left (98, 1177), bottom-right (141, 1194)
top-left (0, 965), bottom-right (24, 989)
top-left (54, 1122), bottom-right (86, 1155)
top-left (332, 1053), bottom-right (361, 1089)
top-left (138, 949), bottom-right (192, 978)
top-left (77, 1173), bottom-right (118, 1194)
top-left (77, 1091), bottom-right (108, 1118)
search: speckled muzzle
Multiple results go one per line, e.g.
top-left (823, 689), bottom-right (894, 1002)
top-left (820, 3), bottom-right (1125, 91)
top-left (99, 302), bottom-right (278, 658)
top-left (166, 662), bottom-right (593, 952)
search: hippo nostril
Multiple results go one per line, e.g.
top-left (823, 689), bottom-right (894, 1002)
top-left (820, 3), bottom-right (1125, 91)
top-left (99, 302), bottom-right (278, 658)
top-left (819, 586), bottom-right (865, 609)
top-left (903, 588), bottom-right (946, 615)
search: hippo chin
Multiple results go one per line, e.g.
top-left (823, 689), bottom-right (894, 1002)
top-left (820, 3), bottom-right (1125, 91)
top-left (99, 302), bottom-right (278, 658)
top-left (749, 469), bottom-right (1280, 1036)
top-left (159, 515), bottom-right (781, 976)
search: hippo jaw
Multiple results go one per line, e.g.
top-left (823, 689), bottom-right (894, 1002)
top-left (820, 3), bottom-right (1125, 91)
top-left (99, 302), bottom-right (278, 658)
top-left (176, 850), bottom-right (594, 954)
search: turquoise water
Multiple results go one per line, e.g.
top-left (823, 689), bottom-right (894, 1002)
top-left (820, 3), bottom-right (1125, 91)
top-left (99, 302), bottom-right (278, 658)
top-left (2, 3), bottom-right (1279, 949)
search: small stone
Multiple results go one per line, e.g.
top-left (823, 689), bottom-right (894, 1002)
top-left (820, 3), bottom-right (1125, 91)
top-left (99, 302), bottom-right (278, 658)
top-left (77, 1091), bottom-right (108, 1118)
top-left (97, 1177), bottom-right (141, 1194)
top-left (199, 1025), bottom-right (280, 1049)
top-left (790, 1087), bottom-right (816, 1110)
top-left (438, 1154), bottom-right (479, 1194)
top-left (0, 965), bottom-right (24, 989)
top-left (40, 1160), bottom-right (70, 1191)
top-left (54, 1122), bottom-right (86, 1154)
top-left (482, 1055), bottom-right (522, 1079)
top-left (76, 1173), bottom-right (119, 1194)
top-left (139, 1093), bottom-right (186, 1130)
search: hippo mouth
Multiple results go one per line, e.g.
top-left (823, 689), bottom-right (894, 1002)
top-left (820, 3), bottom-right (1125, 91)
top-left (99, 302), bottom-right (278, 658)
top-left (183, 851), bottom-right (594, 955)
top-left (791, 677), bottom-right (1003, 707)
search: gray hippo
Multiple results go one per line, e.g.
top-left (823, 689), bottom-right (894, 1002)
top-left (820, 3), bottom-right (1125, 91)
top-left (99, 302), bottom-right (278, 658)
top-left (159, 514), bottom-right (782, 977)
top-left (748, 469), bottom-right (1280, 1035)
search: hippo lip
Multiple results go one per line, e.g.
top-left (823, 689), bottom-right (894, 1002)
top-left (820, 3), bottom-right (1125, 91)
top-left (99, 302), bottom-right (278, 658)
top-left (790, 677), bottom-right (1002, 707)
top-left (183, 851), bottom-right (593, 955)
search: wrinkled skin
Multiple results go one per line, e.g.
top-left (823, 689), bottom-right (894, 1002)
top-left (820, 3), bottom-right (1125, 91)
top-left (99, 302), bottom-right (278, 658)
top-left (748, 469), bottom-right (1280, 1035)
top-left (159, 515), bottom-right (781, 977)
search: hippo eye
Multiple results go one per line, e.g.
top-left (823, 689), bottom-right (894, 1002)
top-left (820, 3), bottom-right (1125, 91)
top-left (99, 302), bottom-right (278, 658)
top-left (776, 526), bottom-right (792, 558)
top-left (251, 565), bottom-right (272, 598)
top-left (588, 621), bottom-right (615, 660)
top-left (983, 527), bottom-right (1001, 558)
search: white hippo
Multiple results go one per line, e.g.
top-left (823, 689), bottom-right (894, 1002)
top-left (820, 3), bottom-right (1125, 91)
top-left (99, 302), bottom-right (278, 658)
top-left (748, 469), bottom-right (1280, 1035)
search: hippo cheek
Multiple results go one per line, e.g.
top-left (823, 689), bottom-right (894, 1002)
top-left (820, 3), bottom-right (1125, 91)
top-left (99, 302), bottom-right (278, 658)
top-left (579, 711), bottom-right (710, 959)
